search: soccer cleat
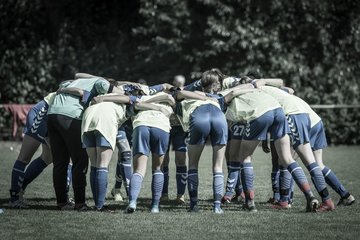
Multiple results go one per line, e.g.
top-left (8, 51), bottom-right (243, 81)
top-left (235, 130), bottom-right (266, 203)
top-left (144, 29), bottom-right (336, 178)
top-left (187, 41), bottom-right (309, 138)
top-left (18, 189), bottom-right (25, 202)
top-left (337, 194), bottom-right (355, 206)
top-left (150, 205), bottom-right (160, 213)
top-left (125, 201), bottom-right (137, 214)
top-left (160, 194), bottom-right (169, 202)
top-left (306, 197), bottom-right (319, 212)
top-left (9, 199), bottom-right (29, 209)
top-left (75, 203), bottom-right (92, 212)
top-left (317, 199), bottom-right (335, 212)
top-left (222, 195), bottom-right (232, 204)
top-left (267, 197), bottom-right (278, 205)
top-left (111, 187), bottom-right (124, 202)
top-left (241, 202), bottom-right (258, 213)
top-left (96, 205), bottom-right (115, 213)
top-left (188, 204), bottom-right (199, 213)
top-left (58, 202), bottom-right (75, 211)
top-left (213, 207), bottom-right (224, 214)
top-left (271, 201), bottom-right (291, 210)
top-left (236, 192), bottom-right (245, 204)
top-left (176, 195), bottom-right (185, 205)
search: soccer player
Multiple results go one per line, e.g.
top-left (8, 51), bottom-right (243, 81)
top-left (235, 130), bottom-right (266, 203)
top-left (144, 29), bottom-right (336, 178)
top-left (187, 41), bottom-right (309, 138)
top-left (47, 76), bottom-right (117, 210)
top-left (9, 84), bottom-right (81, 208)
top-left (222, 77), bottom-right (319, 212)
top-left (126, 92), bottom-right (176, 213)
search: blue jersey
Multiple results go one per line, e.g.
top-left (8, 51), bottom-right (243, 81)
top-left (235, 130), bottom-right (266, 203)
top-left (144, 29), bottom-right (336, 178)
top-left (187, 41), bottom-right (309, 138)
top-left (184, 80), bottom-right (202, 91)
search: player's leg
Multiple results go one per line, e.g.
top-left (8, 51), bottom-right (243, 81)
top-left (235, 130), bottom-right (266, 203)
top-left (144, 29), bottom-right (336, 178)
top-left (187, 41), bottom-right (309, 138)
top-left (187, 144), bottom-right (204, 212)
top-left (172, 126), bottom-right (187, 204)
top-left (161, 150), bottom-right (170, 201)
top-left (84, 131), bottom-right (97, 208)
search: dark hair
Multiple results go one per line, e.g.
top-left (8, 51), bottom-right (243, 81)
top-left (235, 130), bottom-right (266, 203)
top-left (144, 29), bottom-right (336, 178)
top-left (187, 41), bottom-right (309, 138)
top-left (201, 69), bottom-right (224, 93)
top-left (246, 71), bottom-right (260, 79)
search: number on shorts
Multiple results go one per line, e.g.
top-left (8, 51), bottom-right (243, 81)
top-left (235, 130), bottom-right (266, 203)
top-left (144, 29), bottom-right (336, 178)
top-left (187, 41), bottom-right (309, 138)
top-left (232, 124), bottom-right (245, 137)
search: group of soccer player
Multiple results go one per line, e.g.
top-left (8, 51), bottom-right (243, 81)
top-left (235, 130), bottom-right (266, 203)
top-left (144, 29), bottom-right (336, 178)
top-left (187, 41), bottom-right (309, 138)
top-left (8, 69), bottom-right (355, 213)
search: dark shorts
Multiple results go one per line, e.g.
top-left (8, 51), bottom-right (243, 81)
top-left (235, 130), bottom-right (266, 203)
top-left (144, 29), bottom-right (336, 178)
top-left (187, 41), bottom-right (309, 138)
top-left (23, 100), bottom-right (49, 144)
top-left (231, 108), bottom-right (289, 141)
top-left (188, 104), bottom-right (228, 145)
top-left (168, 126), bottom-right (187, 152)
top-left (82, 130), bottom-right (111, 148)
top-left (309, 120), bottom-right (328, 151)
top-left (132, 126), bottom-right (170, 156)
top-left (287, 113), bottom-right (311, 149)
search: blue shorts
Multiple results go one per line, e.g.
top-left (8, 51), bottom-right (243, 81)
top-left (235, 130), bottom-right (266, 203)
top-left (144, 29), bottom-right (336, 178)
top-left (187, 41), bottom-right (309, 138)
top-left (188, 104), bottom-right (228, 145)
top-left (23, 100), bottom-right (49, 144)
top-left (287, 113), bottom-right (311, 149)
top-left (82, 130), bottom-right (112, 148)
top-left (309, 121), bottom-right (328, 151)
top-left (168, 126), bottom-right (187, 152)
top-left (116, 120), bottom-right (133, 146)
top-left (231, 108), bottom-right (290, 141)
top-left (132, 126), bottom-right (170, 156)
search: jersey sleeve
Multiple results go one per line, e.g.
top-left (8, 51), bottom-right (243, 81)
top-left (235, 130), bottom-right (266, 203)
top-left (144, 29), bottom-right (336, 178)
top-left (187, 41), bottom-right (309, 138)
top-left (184, 79), bottom-right (202, 91)
top-left (149, 84), bottom-right (164, 95)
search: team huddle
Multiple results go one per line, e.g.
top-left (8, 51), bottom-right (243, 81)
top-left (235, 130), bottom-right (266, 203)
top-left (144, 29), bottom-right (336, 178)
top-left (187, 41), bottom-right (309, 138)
top-left (9, 69), bottom-right (355, 213)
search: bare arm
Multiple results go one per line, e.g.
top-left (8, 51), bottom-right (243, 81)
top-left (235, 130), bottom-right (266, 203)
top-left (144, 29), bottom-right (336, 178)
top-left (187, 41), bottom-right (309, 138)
top-left (91, 94), bottom-right (131, 105)
top-left (254, 78), bottom-right (283, 88)
top-left (281, 87), bottom-right (295, 95)
top-left (223, 88), bottom-right (260, 103)
top-left (176, 90), bottom-right (214, 101)
top-left (142, 94), bottom-right (176, 106)
top-left (134, 102), bottom-right (171, 117)
top-left (57, 87), bottom-right (84, 97)
top-left (75, 73), bottom-right (99, 79)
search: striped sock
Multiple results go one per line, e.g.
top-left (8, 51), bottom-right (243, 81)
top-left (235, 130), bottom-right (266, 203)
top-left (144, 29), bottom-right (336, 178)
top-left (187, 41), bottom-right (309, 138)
top-left (307, 162), bottom-right (329, 201)
top-left (271, 166), bottom-right (280, 201)
top-left (152, 170), bottom-right (164, 207)
top-left (225, 161), bottom-right (241, 197)
top-left (213, 172), bottom-right (224, 209)
top-left (96, 168), bottom-right (109, 209)
top-left (22, 157), bottom-right (48, 191)
top-left (279, 166), bottom-right (291, 203)
top-left (188, 169), bottom-right (199, 208)
top-left (129, 173), bottom-right (143, 202)
top-left (90, 166), bottom-right (97, 205)
top-left (322, 166), bottom-right (349, 198)
top-left (241, 162), bottom-right (255, 203)
top-left (114, 160), bottom-right (123, 189)
top-left (10, 160), bottom-right (27, 202)
top-left (120, 151), bottom-right (132, 195)
top-left (287, 162), bottom-right (313, 198)
top-left (162, 166), bottom-right (169, 196)
top-left (176, 166), bottom-right (187, 195)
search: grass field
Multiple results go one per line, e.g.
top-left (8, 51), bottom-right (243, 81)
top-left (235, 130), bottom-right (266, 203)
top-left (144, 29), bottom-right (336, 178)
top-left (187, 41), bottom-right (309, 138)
top-left (0, 142), bottom-right (359, 240)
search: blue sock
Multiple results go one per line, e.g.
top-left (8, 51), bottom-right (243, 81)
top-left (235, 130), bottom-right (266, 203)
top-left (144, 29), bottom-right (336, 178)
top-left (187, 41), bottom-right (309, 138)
top-left (288, 162), bottom-right (312, 198)
top-left (235, 171), bottom-right (243, 197)
top-left (241, 162), bottom-right (254, 203)
top-left (176, 166), bottom-right (187, 195)
top-left (152, 170), bottom-right (164, 207)
top-left (90, 166), bottom-right (97, 205)
top-left (188, 169), bottom-right (199, 208)
top-left (22, 157), bottom-right (48, 191)
top-left (66, 164), bottom-right (72, 194)
top-left (307, 162), bottom-right (329, 201)
top-left (279, 166), bottom-right (291, 203)
top-left (114, 160), bottom-right (123, 189)
top-left (288, 177), bottom-right (295, 203)
top-left (120, 151), bottom-right (132, 196)
top-left (225, 161), bottom-right (240, 197)
top-left (96, 168), bottom-right (108, 209)
top-left (322, 166), bottom-right (349, 198)
top-left (10, 160), bottom-right (27, 201)
top-left (129, 173), bottom-right (143, 202)
top-left (271, 166), bottom-right (280, 201)
top-left (213, 172), bottom-right (224, 209)
top-left (162, 166), bottom-right (169, 195)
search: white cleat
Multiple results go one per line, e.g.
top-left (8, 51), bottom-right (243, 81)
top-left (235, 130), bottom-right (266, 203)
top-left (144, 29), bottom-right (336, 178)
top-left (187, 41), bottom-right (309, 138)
top-left (125, 201), bottom-right (136, 214)
top-left (111, 187), bottom-right (124, 202)
top-left (150, 205), bottom-right (160, 213)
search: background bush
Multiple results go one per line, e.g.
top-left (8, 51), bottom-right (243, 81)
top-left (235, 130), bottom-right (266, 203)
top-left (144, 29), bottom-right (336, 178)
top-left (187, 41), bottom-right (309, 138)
top-left (0, 0), bottom-right (359, 144)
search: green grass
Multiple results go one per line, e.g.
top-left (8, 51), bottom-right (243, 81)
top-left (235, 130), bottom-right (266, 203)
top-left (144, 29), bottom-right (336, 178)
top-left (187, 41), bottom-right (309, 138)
top-left (0, 142), bottom-right (359, 239)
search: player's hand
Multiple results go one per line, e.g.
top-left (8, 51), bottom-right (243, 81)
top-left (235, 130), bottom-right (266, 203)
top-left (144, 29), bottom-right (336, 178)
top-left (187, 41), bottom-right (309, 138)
top-left (91, 96), bottom-right (103, 105)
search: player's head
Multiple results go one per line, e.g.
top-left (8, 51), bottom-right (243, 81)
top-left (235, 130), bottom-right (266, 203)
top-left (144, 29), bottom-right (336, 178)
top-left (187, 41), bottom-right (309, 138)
top-left (201, 69), bottom-right (225, 93)
top-left (173, 75), bottom-right (186, 88)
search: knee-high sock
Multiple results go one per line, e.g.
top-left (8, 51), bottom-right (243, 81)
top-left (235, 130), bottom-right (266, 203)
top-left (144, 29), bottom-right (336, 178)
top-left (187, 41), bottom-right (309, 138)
top-left (224, 161), bottom-right (240, 197)
top-left (307, 162), bottom-right (330, 201)
top-left (213, 172), bottom-right (224, 209)
top-left (288, 177), bottom-right (295, 203)
top-left (10, 160), bottom-right (27, 201)
top-left (176, 166), bottom-right (187, 196)
top-left (322, 166), bottom-right (349, 198)
top-left (188, 169), bottom-right (199, 208)
top-left (235, 171), bottom-right (243, 196)
top-left (114, 159), bottom-right (123, 189)
top-left (22, 157), bottom-right (48, 191)
top-left (241, 162), bottom-right (254, 203)
top-left (129, 173), bottom-right (143, 202)
top-left (271, 166), bottom-right (280, 201)
top-left (96, 168), bottom-right (108, 209)
top-left (90, 166), bottom-right (97, 205)
top-left (120, 151), bottom-right (132, 195)
top-left (279, 166), bottom-right (291, 203)
top-left (162, 166), bottom-right (169, 195)
top-left (287, 162), bottom-right (313, 198)
top-left (152, 170), bottom-right (164, 207)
